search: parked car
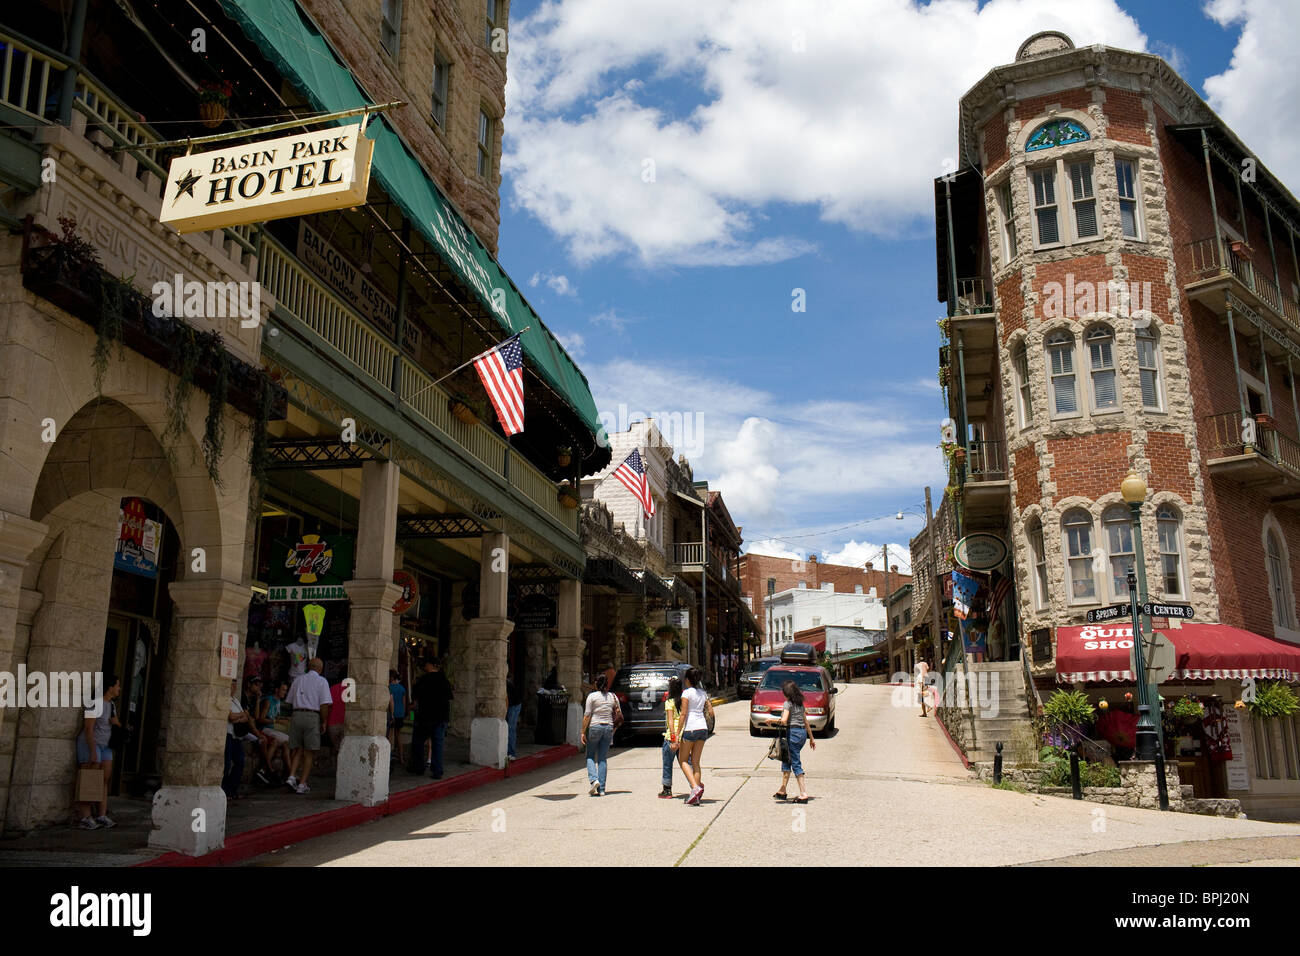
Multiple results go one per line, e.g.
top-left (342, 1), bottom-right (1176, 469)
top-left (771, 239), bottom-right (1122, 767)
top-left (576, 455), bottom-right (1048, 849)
top-left (779, 642), bottom-right (819, 665)
top-left (738, 656), bottom-right (780, 699)
top-left (749, 665), bottom-right (838, 736)
top-left (611, 661), bottom-right (715, 743)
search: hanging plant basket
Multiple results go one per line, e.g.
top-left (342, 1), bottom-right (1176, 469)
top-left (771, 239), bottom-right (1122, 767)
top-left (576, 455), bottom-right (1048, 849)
top-left (556, 446), bottom-right (572, 469)
top-left (449, 396), bottom-right (480, 426)
top-left (197, 79), bottom-right (233, 129)
top-left (954, 447), bottom-right (967, 466)
top-left (557, 483), bottom-right (579, 509)
top-left (198, 100), bottom-right (227, 128)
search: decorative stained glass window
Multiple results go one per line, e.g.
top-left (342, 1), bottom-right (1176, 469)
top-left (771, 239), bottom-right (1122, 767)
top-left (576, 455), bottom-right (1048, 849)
top-left (1025, 119), bottom-right (1090, 152)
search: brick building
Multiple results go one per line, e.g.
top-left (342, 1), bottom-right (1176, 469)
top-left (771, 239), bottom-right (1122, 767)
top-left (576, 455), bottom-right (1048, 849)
top-left (740, 552), bottom-right (910, 652)
top-left (939, 31), bottom-right (1300, 817)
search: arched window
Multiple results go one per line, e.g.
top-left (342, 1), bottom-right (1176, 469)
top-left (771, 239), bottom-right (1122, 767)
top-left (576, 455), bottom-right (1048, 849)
top-left (1267, 529), bottom-right (1295, 629)
top-left (1013, 341), bottom-right (1033, 427)
top-left (1045, 331), bottom-right (1078, 416)
top-left (1157, 505), bottom-right (1185, 598)
top-left (1025, 119), bottom-right (1090, 152)
top-left (1086, 325), bottom-right (1118, 411)
top-left (1026, 517), bottom-right (1048, 609)
top-left (1137, 326), bottom-right (1163, 409)
top-left (1102, 505), bottom-right (1134, 600)
top-left (1063, 509), bottom-right (1096, 602)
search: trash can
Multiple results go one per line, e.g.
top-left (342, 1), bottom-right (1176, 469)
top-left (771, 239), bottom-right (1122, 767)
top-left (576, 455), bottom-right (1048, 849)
top-left (535, 691), bottom-right (569, 744)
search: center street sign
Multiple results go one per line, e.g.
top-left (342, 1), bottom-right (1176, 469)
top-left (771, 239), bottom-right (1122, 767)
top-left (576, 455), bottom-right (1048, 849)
top-left (160, 122), bottom-right (374, 233)
top-left (1141, 601), bottom-right (1195, 619)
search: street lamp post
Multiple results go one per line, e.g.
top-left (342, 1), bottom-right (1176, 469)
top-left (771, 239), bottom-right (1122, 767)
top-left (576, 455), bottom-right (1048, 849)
top-left (1121, 472), bottom-right (1170, 810)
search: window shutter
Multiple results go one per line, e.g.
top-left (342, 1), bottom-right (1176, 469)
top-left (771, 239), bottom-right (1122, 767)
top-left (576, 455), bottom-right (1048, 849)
top-left (1093, 370), bottom-right (1117, 408)
top-left (1140, 369), bottom-right (1158, 407)
top-left (1037, 209), bottom-right (1059, 244)
top-left (1054, 374), bottom-right (1077, 413)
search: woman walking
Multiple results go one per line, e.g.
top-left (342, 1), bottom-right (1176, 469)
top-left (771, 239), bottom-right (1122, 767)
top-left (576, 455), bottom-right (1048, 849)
top-left (773, 679), bottom-right (815, 803)
top-left (659, 677), bottom-right (683, 798)
top-left (581, 673), bottom-right (622, 796)
top-left (674, 667), bottom-right (713, 805)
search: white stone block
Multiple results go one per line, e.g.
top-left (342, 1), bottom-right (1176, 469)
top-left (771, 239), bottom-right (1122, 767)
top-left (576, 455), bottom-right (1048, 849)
top-left (148, 786), bottom-right (226, 856)
top-left (334, 734), bottom-right (391, 807)
top-left (470, 716), bottom-right (507, 768)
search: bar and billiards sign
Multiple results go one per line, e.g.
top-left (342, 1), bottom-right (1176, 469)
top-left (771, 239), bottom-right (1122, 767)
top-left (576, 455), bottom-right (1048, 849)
top-left (160, 122), bottom-right (374, 233)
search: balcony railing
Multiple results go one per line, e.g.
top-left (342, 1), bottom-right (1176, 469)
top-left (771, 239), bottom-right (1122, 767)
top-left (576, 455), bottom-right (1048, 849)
top-left (0, 26), bottom-right (259, 255)
top-left (1199, 409), bottom-right (1300, 479)
top-left (953, 276), bottom-right (994, 316)
top-left (966, 439), bottom-right (1006, 480)
top-left (259, 236), bottom-right (573, 530)
top-left (1187, 236), bottom-right (1300, 333)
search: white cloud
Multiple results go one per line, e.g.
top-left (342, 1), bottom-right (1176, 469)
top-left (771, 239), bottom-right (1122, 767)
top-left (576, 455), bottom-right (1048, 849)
top-left (821, 540), bottom-right (914, 576)
top-left (504, 0), bottom-right (1148, 266)
top-left (556, 331), bottom-right (586, 358)
top-left (590, 308), bottom-right (635, 332)
top-left (744, 542), bottom-right (804, 561)
top-left (586, 356), bottom-right (946, 546)
top-left (1202, 0), bottom-right (1300, 189)
top-left (528, 270), bottom-right (578, 297)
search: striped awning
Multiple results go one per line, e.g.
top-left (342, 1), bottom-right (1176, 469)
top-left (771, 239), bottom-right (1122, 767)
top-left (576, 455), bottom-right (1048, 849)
top-left (1056, 621), bottom-right (1300, 684)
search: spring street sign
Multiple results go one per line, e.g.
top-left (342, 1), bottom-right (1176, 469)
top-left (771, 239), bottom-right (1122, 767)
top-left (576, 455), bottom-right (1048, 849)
top-left (160, 122), bottom-right (374, 233)
top-left (1086, 603), bottom-right (1131, 624)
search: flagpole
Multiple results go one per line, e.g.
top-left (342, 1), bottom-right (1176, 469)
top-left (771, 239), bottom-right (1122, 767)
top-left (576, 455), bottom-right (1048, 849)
top-left (404, 327), bottom-right (529, 404)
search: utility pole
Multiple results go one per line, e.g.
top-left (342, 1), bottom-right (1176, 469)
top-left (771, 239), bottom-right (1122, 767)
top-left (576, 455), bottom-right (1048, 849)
top-left (882, 544), bottom-right (892, 672)
top-left (925, 486), bottom-right (944, 667)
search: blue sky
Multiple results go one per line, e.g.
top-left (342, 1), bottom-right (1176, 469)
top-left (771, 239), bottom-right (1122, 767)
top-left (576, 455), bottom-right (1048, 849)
top-left (491, 0), bottom-right (1300, 572)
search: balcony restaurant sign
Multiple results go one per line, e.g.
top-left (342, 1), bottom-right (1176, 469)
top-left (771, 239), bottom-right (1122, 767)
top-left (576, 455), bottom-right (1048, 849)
top-left (953, 533), bottom-right (1008, 573)
top-left (160, 122), bottom-right (374, 233)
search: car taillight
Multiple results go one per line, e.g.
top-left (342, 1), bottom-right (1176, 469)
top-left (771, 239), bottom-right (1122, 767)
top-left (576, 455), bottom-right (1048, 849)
top-left (660, 691), bottom-right (669, 701)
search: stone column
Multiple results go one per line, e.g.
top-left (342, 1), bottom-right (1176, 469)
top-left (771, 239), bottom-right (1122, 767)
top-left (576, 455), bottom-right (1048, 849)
top-left (469, 532), bottom-right (513, 768)
top-left (0, 513), bottom-right (47, 834)
top-left (447, 582), bottom-right (473, 739)
top-left (148, 577), bottom-right (247, 855)
top-left (0, 587), bottom-right (43, 835)
top-left (554, 578), bottom-right (584, 746)
top-left (6, 514), bottom-right (116, 832)
top-left (337, 461), bottom-right (401, 806)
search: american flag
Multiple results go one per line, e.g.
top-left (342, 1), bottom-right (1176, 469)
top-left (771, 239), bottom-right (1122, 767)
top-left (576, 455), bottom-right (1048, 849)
top-left (613, 449), bottom-right (654, 518)
top-left (473, 333), bottom-right (525, 435)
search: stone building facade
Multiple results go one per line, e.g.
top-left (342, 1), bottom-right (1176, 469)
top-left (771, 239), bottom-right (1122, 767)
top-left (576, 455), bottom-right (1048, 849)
top-left (940, 32), bottom-right (1300, 818)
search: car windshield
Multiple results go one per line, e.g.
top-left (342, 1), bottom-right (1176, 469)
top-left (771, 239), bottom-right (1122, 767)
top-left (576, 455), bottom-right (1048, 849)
top-left (745, 660), bottom-right (776, 674)
top-left (759, 669), bottom-right (824, 691)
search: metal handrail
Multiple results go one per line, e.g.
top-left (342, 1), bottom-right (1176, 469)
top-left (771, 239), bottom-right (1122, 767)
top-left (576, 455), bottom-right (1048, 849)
top-left (1187, 236), bottom-right (1300, 331)
top-left (953, 276), bottom-right (994, 316)
top-left (967, 438), bottom-right (1005, 479)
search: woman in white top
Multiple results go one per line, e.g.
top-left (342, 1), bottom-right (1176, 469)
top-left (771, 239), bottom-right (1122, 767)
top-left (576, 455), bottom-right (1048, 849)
top-left (673, 667), bottom-right (713, 805)
top-left (581, 673), bottom-right (622, 796)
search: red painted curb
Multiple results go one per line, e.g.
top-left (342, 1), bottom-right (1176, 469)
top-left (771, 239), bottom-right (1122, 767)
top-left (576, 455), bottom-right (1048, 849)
top-left (138, 744), bottom-right (578, 867)
top-left (932, 702), bottom-right (972, 770)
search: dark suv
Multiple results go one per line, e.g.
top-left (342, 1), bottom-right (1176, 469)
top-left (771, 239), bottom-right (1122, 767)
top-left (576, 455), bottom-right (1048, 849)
top-left (738, 656), bottom-right (780, 699)
top-left (611, 661), bottom-right (715, 743)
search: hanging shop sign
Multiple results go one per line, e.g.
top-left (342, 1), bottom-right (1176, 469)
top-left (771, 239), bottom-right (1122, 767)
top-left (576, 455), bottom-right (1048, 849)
top-left (114, 497), bottom-right (162, 579)
top-left (953, 533), bottom-right (1008, 572)
top-left (516, 593), bottom-right (557, 630)
top-left (393, 570), bottom-right (419, 615)
top-left (667, 609), bottom-right (690, 631)
top-left (296, 220), bottom-right (419, 352)
top-left (160, 122), bottom-right (375, 233)
top-left (267, 534), bottom-right (355, 602)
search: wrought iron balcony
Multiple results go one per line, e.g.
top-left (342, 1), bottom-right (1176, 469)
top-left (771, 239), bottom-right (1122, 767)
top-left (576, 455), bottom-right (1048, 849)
top-left (1186, 236), bottom-right (1300, 338)
top-left (952, 276), bottom-right (994, 317)
top-left (1199, 409), bottom-right (1300, 501)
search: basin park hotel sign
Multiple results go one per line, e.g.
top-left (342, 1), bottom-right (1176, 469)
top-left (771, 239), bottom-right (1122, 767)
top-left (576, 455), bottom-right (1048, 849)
top-left (160, 121), bottom-right (375, 233)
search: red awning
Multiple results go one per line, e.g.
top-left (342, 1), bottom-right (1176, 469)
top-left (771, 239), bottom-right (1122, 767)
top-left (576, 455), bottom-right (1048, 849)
top-left (808, 638), bottom-right (826, 653)
top-left (1056, 621), bottom-right (1300, 684)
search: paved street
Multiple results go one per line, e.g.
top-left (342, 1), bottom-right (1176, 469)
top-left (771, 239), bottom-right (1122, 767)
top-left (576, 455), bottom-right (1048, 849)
top-left (244, 683), bottom-right (1300, 867)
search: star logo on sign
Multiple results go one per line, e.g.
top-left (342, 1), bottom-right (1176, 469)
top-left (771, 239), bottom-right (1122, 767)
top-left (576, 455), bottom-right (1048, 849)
top-left (172, 168), bottom-right (202, 204)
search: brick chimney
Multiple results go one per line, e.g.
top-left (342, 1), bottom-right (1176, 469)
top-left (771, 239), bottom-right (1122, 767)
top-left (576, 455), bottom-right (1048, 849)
top-left (891, 564), bottom-right (899, 573)
top-left (865, 562), bottom-right (873, 572)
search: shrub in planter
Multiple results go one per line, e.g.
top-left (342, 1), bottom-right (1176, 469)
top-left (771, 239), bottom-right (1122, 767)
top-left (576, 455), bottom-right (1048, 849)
top-left (1248, 681), bottom-right (1300, 719)
top-left (1043, 689), bottom-right (1095, 730)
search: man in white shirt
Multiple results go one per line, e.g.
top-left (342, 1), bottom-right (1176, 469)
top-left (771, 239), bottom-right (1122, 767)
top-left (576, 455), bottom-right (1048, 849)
top-left (284, 658), bottom-right (332, 794)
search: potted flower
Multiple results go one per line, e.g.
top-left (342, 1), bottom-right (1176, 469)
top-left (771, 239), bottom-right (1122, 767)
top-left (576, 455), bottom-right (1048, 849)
top-left (448, 393), bottom-right (483, 426)
top-left (1247, 681), bottom-right (1300, 720)
top-left (1171, 696), bottom-right (1205, 725)
top-left (197, 79), bottom-right (234, 128)
top-left (1255, 412), bottom-right (1277, 435)
top-left (1229, 238), bottom-right (1252, 261)
top-left (556, 445), bottom-right (572, 469)
top-left (954, 445), bottom-right (967, 467)
top-left (557, 481), bottom-right (579, 509)
top-left (654, 624), bottom-right (679, 648)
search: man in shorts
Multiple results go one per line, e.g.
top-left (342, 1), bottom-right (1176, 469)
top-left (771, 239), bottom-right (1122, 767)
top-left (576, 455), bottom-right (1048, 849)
top-left (284, 658), bottom-right (332, 794)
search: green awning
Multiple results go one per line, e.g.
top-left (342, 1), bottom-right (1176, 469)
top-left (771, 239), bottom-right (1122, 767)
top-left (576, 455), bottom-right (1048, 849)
top-left (219, 0), bottom-right (603, 437)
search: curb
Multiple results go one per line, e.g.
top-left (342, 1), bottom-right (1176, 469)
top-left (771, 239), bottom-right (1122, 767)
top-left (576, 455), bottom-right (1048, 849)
top-left (137, 743), bottom-right (578, 867)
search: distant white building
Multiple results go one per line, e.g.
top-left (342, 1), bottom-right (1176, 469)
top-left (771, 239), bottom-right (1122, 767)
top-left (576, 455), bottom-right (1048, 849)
top-left (765, 583), bottom-right (886, 646)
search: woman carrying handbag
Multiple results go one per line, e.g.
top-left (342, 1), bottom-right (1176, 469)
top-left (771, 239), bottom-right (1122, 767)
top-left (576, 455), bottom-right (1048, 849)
top-left (772, 679), bottom-right (814, 803)
top-left (580, 673), bottom-right (622, 796)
